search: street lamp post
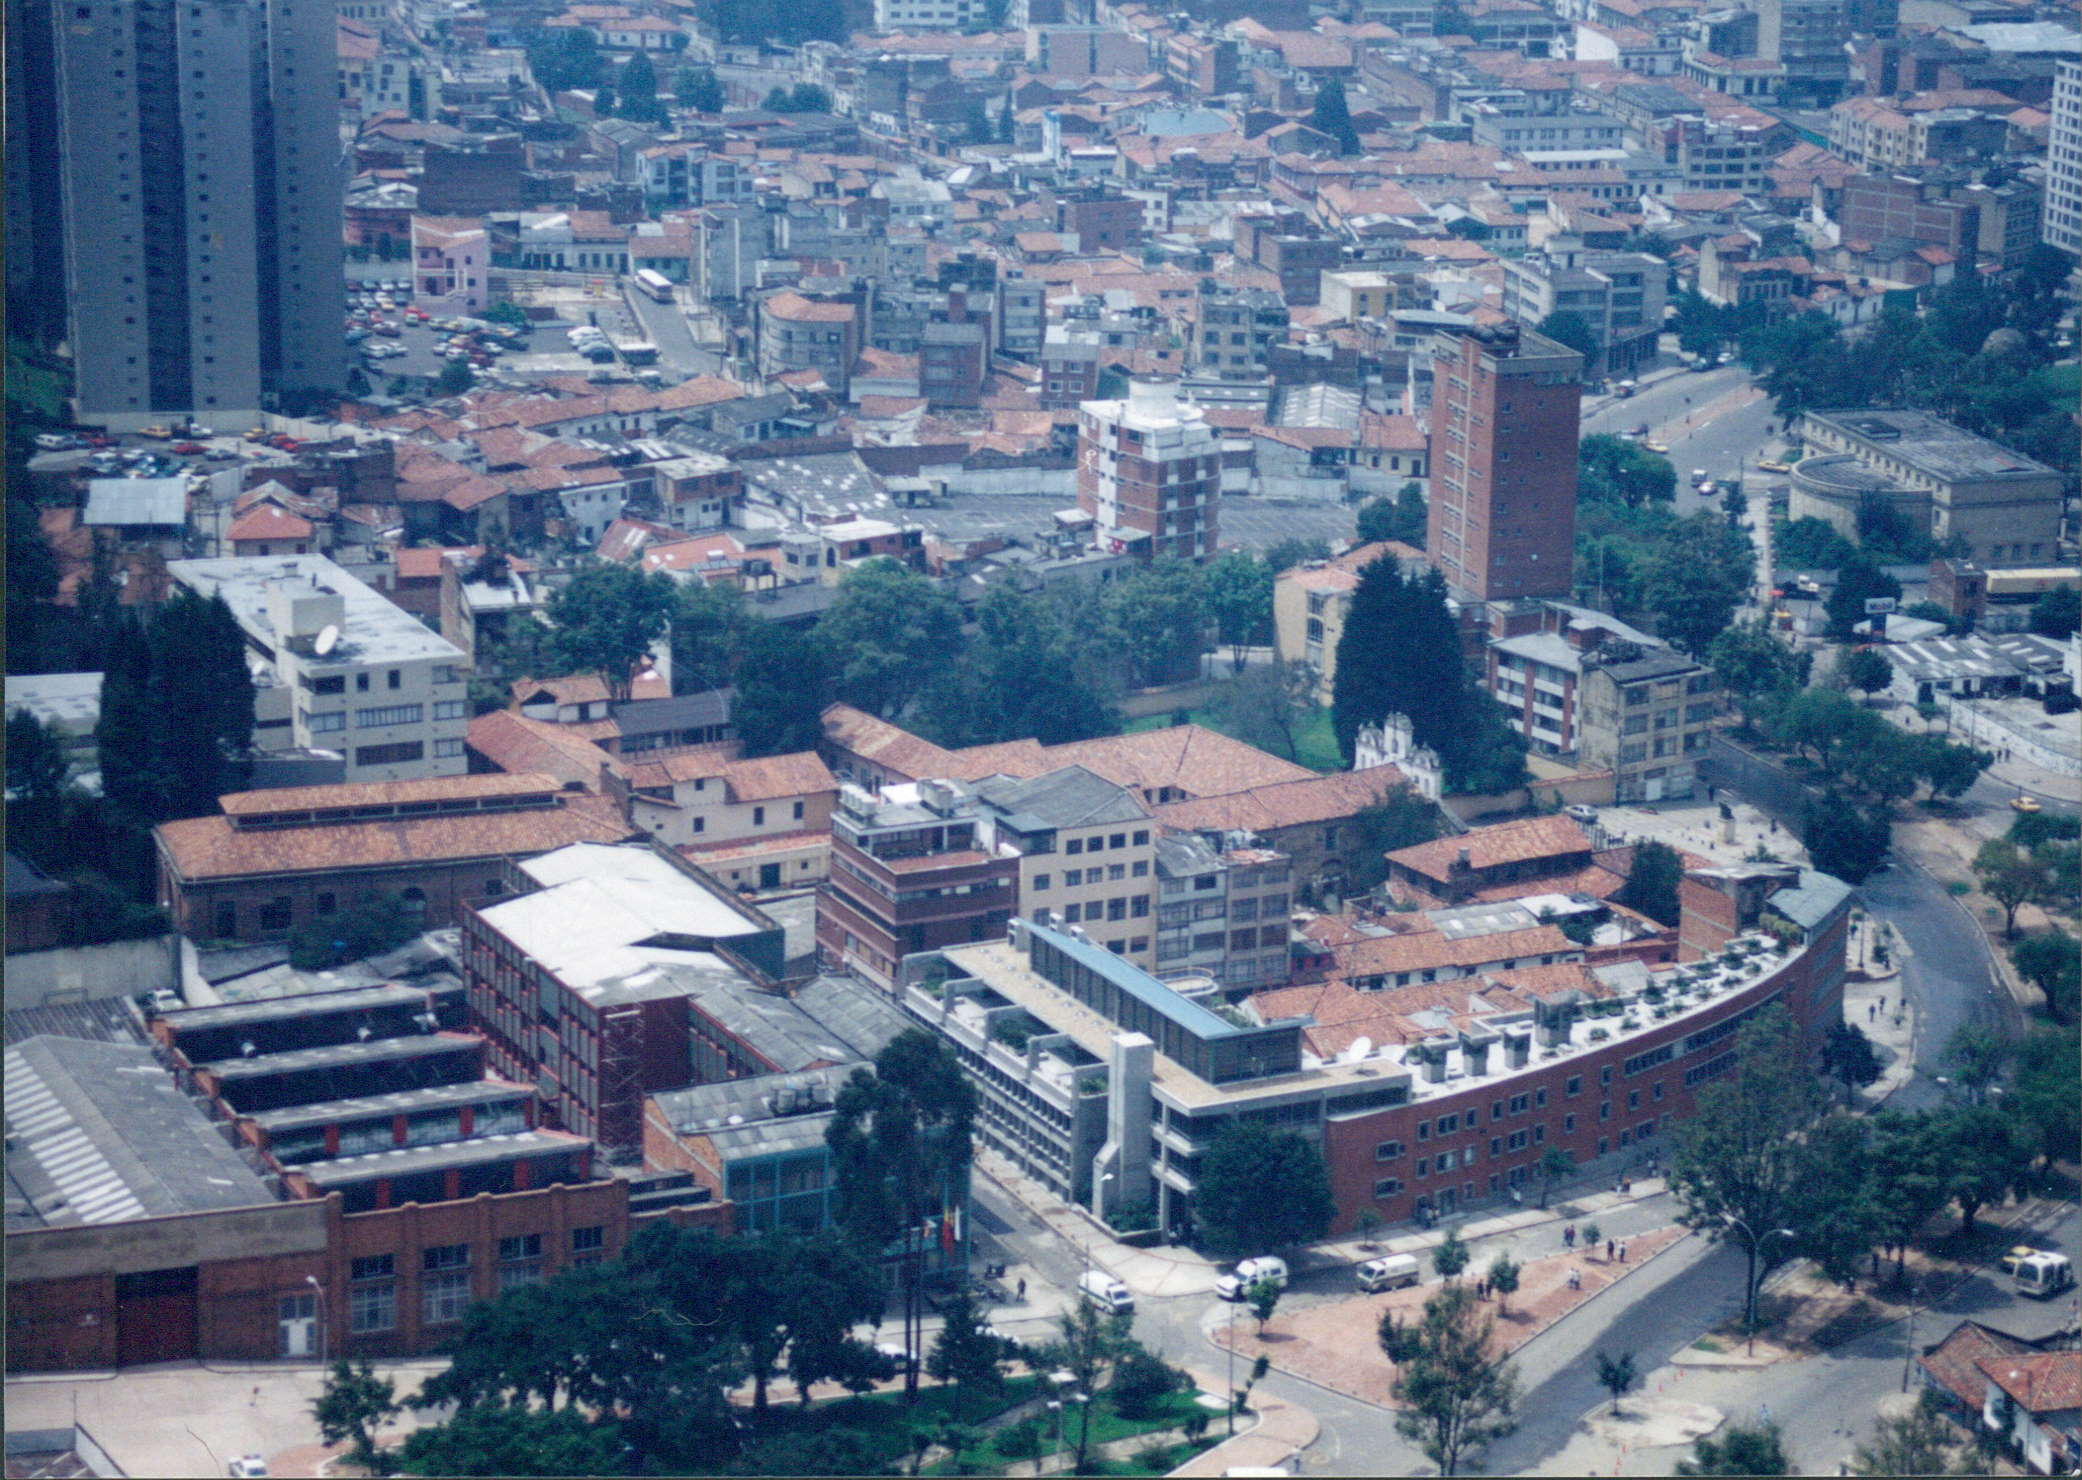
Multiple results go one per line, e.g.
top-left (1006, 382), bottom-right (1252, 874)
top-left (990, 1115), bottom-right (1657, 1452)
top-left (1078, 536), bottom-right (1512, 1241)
top-left (305, 1274), bottom-right (326, 1369)
top-left (1226, 1298), bottom-right (1238, 1436)
top-left (1900, 1277), bottom-right (1922, 1393)
top-left (1723, 1215), bottom-right (1795, 1355)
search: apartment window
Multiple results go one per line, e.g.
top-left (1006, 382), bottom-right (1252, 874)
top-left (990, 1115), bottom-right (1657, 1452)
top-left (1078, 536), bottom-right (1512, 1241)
top-left (1066, 838), bottom-right (1083, 855)
top-left (356, 673), bottom-right (370, 692)
top-left (1375, 1140), bottom-right (1404, 1161)
top-left (1653, 1081), bottom-right (1665, 1101)
top-left (793, 801), bottom-right (805, 821)
top-left (305, 709), bottom-right (345, 733)
top-left (316, 892), bottom-right (337, 916)
top-left (1131, 895), bottom-right (1150, 918)
top-left (260, 896), bottom-right (292, 932)
top-left (1061, 903), bottom-right (1081, 924)
top-left (1415, 1157), bottom-right (1429, 1177)
top-left (1600, 1066), bottom-right (1614, 1088)
top-left (752, 806), bottom-right (765, 825)
top-left (1566, 1075), bottom-right (1582, 1097)
top-left (1599, 1101), bottom-right (1611, 1122)
top-left (1132, 860), bottom-right (1149, 877)
top-left (1133, 830), bottom-right (1149, 846)
top-left (1374, 1177), bottom-right (1403, 1198)
top-left (433, 700), bottom-right (467, 721)
top-left (571, 1226), bottom-right (606, 1265)
top-left (1033, 874), bottom-right (1051, 891)
top-left (1490, 1136), bottom-right (1502, 1157)
top-left (1109, 833), bottom-right (1126, 849)
top-left (354, 739), bottom-right (425, 767)
top-left (1064, 869), bottom-right (1083, 887)
top-left (434, 738), bottom-right (464, 759)
top-left (1417, 1121), bottom-right (1431, 1142)
top-left (1563, 1113), bottom-right (1576, 1134)
top-left (1107, 897), bottom-right (1126, 922)
top-left (1436, 1113), bottom-right (1459, 1135)
top-left (355, 703), bottom-right (422, 729)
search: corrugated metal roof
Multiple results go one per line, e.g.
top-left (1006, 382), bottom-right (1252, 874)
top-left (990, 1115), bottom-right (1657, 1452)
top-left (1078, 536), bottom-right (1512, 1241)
top-left (5, 1035), bottom-right (276, 1229)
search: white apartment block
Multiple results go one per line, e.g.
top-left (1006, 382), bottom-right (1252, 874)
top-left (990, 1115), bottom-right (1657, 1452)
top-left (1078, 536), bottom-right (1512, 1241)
top-left (2047, 61), bottom-right (2081, 255)
top-left (873, 0), bottom-right (983, 28)
top-left (169, 556), bottom-right (470, 784)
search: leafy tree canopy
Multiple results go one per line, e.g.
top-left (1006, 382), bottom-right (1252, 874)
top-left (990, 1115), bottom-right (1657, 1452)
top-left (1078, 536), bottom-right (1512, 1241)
top-left (1193, 1120), bottom-right (1334, 1256)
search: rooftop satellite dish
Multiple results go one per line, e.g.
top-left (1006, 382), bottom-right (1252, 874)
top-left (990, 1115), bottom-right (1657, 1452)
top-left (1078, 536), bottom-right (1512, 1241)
top-left (313, 624), bottom-right (340, 656)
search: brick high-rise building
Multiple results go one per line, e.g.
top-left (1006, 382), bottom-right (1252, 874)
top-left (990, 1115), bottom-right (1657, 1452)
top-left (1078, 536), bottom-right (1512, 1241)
top-left (1077, 378), bottom-right (1222, 562)
top-left (1426, 325), bottom-right (1583, 604)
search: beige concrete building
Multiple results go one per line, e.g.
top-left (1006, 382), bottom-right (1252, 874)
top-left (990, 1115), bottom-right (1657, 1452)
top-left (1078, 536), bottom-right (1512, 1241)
top-left (617, 750), bottom-right (838, 892)
top-left (970, 767), bottom-right (1159, 972)
top-left (1574, 648), bottom-right (1722, 804)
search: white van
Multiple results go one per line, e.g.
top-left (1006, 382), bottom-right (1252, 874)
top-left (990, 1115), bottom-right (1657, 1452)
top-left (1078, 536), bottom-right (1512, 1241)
top-left (1355, 1254), bottom-right (1422, 1292)
top-left (1078, 1270), bottom-right (1135, 1314)
top-left (2013, 1252), bottom-right (2075, 1299)
top-left (1215, 1256), bottom-right (1289, 1302)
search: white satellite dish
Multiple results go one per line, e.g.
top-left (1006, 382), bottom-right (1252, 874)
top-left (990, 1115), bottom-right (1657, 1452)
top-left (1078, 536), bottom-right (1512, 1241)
top-left (313, 623), bottom-right (340, 656)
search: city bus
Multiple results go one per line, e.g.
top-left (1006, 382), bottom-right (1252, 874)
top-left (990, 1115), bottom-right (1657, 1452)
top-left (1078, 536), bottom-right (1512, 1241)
top-left (633, 269), bottom-right (675, 304)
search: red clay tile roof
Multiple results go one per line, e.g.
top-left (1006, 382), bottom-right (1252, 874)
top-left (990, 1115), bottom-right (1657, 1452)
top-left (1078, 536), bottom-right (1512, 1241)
top-left (218, 772), bottom-right (563, 817)
top-left (723, 751), bottom-right (837, 803)
top-left (158, 791), bottom-right (635, 881)
top-left (1389, 815), bottom-right (1595, 881)
top-left (1152, 766), bottom-right (1412, 834)
top-left (467, 710), bottom-right (619, 788)
top-left (227, 504), bottom-right (316, 542)
top-left (1977, 1351), bottom-right (2082, 1414)
top-left (681, 829), bottom-right (830, 864)
top-left (765, 291), bottom-right (855, 324)
top-left (1920, 1322), bottom-right (2036, 1411)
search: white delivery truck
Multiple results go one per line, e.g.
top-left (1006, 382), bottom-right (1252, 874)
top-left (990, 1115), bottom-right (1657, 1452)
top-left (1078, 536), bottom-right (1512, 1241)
top-left (1078, 1270), bottom-right (1135, 1314)
top-left (2013, 1252), bottom-right (2075, 1299)
top-left (1356, 1254), bottom-right (1422, 1292)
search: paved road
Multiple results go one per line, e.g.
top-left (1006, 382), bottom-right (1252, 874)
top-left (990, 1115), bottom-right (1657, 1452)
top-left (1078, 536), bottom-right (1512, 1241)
top-left (623, 285), bottom-right (727, 378)
top-left (1700, 737), bottom-right (2022, 1112)
top-left (968, 1171), bottom-right (1708, 1477)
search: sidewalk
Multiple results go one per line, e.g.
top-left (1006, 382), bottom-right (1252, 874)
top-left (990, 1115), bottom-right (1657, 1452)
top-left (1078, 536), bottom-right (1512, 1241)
top-left (1211, 1228), bottom-right (1690, 1409)
top-left (1168, 1368), bottom-right (1318, 1478)
top-left (976, 1146), bottom-right (1224, 1300)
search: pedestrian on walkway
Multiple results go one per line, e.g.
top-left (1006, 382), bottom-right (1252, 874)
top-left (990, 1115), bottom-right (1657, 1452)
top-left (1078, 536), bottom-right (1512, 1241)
top-left (1564, 1224), bottom-right (1576, 1249)
top-left (1607, 1239), bottom-right (1616, 1261)
top-left (1568, 1267), bottom-right (1582, 1291)
top-left (1618, 1240), bottom-right (1629, 1263)
top-left (1017, 1277), bottom-right (1027, 1302)
top-left (1869, 1001), bottom-right (1877, 1022)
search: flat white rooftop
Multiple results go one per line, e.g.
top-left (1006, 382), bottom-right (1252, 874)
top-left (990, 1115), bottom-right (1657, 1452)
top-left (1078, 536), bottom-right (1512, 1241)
top-left (169, 555), bottom-right (466, 668)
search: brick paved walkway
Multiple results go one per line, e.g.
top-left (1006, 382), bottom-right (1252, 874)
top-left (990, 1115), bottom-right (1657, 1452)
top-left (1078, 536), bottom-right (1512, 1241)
top-left (1212, 1227), bottom-right (1688, 1407)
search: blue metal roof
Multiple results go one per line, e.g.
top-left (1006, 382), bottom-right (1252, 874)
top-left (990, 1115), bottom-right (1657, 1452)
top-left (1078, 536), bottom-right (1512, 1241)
top-left (1028, 921), bottom-right (1241, 1040)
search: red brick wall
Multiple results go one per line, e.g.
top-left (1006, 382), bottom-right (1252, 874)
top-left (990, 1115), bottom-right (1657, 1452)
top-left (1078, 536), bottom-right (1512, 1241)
top-left (1318, 930), bottom-right (1841, 1234)
top-left (164, 856), bottom-right (515, 942)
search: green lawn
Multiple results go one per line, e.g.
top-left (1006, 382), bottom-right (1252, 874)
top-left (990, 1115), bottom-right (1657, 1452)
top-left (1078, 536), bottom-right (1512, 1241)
top-left (1124, 704), bottom-right (1343, 773)
top-left (7, 339), bottom-right (70, 423)
top-left (921, 1385), bottom-right (1211, 1475)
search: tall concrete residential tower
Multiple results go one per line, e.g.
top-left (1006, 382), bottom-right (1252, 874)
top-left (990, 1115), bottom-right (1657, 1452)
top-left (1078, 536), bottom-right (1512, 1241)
top-left (35, 0), bottom-right (345, 426)
top-left (1077, 377), bottom-right (1222, 562)
top-left (2047, 61), bottom-right (2081, 255)
top-left (1426, 323), bottom-right (1583, 604)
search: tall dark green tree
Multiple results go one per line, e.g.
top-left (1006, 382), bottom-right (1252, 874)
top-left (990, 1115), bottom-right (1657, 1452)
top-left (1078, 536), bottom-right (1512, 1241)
top-left (1308, 77), bottom-right (1359, 154)
top-left (147, 590), bottom-right (257, 817)
top-left (5, 710), bottom-right (74, 872)
top-left (1357, 482), bottom-right (1429, 547)
top-left (1825, 556), bottom-right (1904, 642)
top-left (817, 559), bottom-right (965, 719)
top-left (1100, 558), bottom-right (1210, 689)
top-left (1536, 310), bottom-right (1599, 359)
top-left (1192, 1120), bottom-right (1334, 1256)
top-left (1203, 550), bottom-right (1274, 669)
top-left (732, 618), bottom-right (833, 757)
top-left (616, 52), bottom-right (663, 121)
top-left (312, 1358), bottom-right (401, 1476)
top-left (1617, 840), bottom-right (1683, 926)
top-left (914, 584), bottom-right (1120, 748)
top-left (95, 610), bottom-right (162, 827)
top-left (545, 564), bottom-right (677, 702)
top-left (1666, 1004), bottom-right (1826, 1339)
top-left (1330, 558), bottom-right (1526, 794)
top-left (673, 64), bottom-right (724, 111)
top-left (826, 1030), bottom-right (976, 1400)
top-left (670, 581), bottom-right (751, 695)
top-left (1379, 1283), bottom-right (1519, 1477)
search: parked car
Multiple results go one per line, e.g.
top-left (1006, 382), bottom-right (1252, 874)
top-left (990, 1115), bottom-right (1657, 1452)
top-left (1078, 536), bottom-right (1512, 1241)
top-left (1756, 458), bottom-right (1790, 474)
top-left (1564, 803), bottom-right (1598, 824)
top-left (1643, 439), bottom-right (1670, 454)
top-left (138, 424), bottom-right (173, 439)
top-left (171, 441), bottom-right (206, 455)
top-left (2010, 795), bottom-right (2043, 813)
top-left (33, 433), bottom-right (76, 450)
top-left (2013, 1252), bottom-right (2074, 1298)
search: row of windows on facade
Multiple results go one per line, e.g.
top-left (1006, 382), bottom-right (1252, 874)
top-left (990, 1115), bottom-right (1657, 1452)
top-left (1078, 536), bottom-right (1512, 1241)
top-left (1372, 1121), bottom-right (1660, 1200)
top-left (229, 882), bottom-right (448, 935)
top-left (297, 701), bottom-right (467, 733)
top-left (1034, 860), bottom-right (1151, 888)
top-left (340, 1228), bottom-right (604, 1332)
top-left (676, 799), bottom-right (806, 834)
top-left (305, 666), bottom-right (461, 695)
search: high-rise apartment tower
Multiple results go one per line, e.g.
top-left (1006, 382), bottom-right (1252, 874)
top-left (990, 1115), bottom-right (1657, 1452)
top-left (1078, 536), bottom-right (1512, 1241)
top-left (1077, 378), bottom-right (1222, 562)
top-left (1426, 324), bottom-right (1583, 604)
top-left (18, 0), bottom-right (346, 425)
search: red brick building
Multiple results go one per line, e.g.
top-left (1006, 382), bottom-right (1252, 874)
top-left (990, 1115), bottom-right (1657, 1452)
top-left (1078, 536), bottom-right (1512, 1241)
top-left (1077, 378), bottom-right (1224, 563)
top-left (154, 773), bottom-right (636, 942)
top-left (1427, 323), bottom-right (1584, 603)
top-left (816, 781), bottom-right (1019, 989)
